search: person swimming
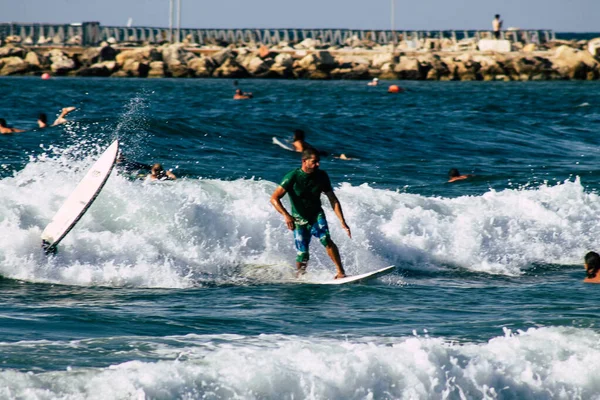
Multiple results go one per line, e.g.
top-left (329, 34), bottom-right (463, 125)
top-left (233, 88), bottom-right (253, 100)
top-left (147, 163), bottom-right (177, 181)
top-left (448, 168), bottom-right (473, 183)
top-left (0, 118), bottom-right (24, 134)
top-left (584, 251), bottom-right (600, 283)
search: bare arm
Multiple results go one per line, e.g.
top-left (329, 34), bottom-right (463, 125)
top-left (270, 186), bottom-right (295, 230)
top-left (325, 191), bottom-right (351, 238)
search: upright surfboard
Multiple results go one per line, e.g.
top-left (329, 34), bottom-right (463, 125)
top-left (303, 265), bottom-right (395, 285)
top-left (41, 140), bottom-right (119, 254)
top-left (272, 136), bottom-right (294, 152)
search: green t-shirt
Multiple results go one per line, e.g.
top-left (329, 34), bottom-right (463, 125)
top-left (280, 168), bottom-right (333, 224)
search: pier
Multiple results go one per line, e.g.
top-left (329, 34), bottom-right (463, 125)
top-left (0, 22), bottom-right (555, 47)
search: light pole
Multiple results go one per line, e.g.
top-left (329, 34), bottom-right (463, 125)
top-left (169, 0), bottom-right (174, 42)
top-left (177, 0), bottom-right (181, 43)
top-left (391, 0), bottom-right (396, 44)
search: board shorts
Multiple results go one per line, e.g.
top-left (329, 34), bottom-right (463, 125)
top-left (293, 212), bottom-right (331, 263)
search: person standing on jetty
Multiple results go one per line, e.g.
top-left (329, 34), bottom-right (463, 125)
top-left (270, 148), bottom-right (351, 279)
top-left (492, 14), bottom-right (503, 39)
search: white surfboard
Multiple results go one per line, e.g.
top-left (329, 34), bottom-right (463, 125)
top-left (41, 140), bottom-right (119, 254)
top-left (272, 136), bottom-right (295, 152)
top-left (303, 265), bottom-right (395, 285)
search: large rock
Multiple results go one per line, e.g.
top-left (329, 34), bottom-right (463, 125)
top-left (212, 58), bottom-right (248, 78)
top-left (188, 56), bottom-right (216, 77)
top-left (268, 63), bottom-right (294, 78)
top-left (0, 57), bottom-right (32, 75)
top-left (298, 51), bottom-right (335, 71)
top-left (394, 57), bottom-right (425, 79)
top-left (246, 56), bottom-right (272, 76)
top-left (372, 53), bottom-right (397, 68)
top-left (0, 46), bottom-right (26, 59)
top-left (148, 61), bottom-right (165, 78)
top-left (116, 59), bottom-right (150, 77)
top-left (274, 53), bottom-right (293, 68)
top-left (551, 45), bottom-right (599, 80)
top-left (161, 44), bottom-right (186, 65)
top-left (48, 49), bottom-right (76, 74)
top-left (80, 45), bottom-right (117, 66)
top-left (115, 46), bottom-right (159, 65)
top-left (166, 60), bottom-right (190, 77)
top-left (24, 51), bottom-right (41, 67)
top-left (330, 64), bottom-right (370, 80)
top-left (335, 55), bottom-right (370, 69)
top-left (76, 61), bottom-right (116, 77)
top-left (211, 48), bottom-right (236, 66)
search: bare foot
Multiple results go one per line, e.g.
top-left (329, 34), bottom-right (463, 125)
top-left (334, 273), bottom-right (347, 279)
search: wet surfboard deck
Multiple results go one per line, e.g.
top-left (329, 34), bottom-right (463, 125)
top-left (300, 265), bottom-right (395, 285)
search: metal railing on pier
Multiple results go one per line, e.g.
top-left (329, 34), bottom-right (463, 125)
top-left (0, 22), bottom-right (556, 47)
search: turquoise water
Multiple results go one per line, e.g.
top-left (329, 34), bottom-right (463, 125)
top-left (1, 77), bottom-right (600, 399)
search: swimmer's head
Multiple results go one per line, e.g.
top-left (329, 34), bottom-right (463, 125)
top-left (38, 113), bottom-right (47, 124)
top-left (448, 168), bottom-right (460, 178)
top-left (585, 251), bottom-right (600, 279)
top-left (0, 118), bottom-right (6, 127)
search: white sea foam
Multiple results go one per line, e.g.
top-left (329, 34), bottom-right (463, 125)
top-left (0, 148), bottom-right (598, 286)
top-left (0, 327), bottom-right (599, 399)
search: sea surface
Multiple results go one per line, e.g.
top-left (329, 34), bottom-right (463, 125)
top-left (1, 77), bottom-right (600, 399)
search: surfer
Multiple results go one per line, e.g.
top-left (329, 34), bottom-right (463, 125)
top-left (448, 168), bottom-right (473, 183)
top-left (0, 118), bottom-right (24, 134)
top-left (116, 152), bottom-right (152, 177)
top-left (233, 89), bottom-right (253, 100)
top-left (584, 251), bottom-right (600, 283)
top-left (270, 148), bottom-right (351, 279)
top-left (38, 107), bottom-right (76, 128)
top-left (147, 163), bottom-right (177, 181)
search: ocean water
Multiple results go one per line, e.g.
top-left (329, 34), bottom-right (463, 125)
top-left (1, 77), bottom-right (600, 399)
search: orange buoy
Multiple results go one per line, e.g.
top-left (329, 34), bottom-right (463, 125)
top-left (41, 73), bottom-right (51, 80)
top-left (388, 85), bottom-right (403, 93)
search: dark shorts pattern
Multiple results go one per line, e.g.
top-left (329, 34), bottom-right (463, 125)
top-left (293, 212), bottom-right (331, 262)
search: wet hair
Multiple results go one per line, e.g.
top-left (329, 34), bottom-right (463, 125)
top-left (151, 163), bottom-right (164, 174)
top-left (38, 113), bottom-right (47, 123)
top-left (495, 14), bottom-right (500, 18)
top-left (585, 251), bottom-right (600, 279)
top-left (302, 147), bottom-right (319, 160)
top-left (448, 168), bottom-right (460, 178)
top-left (0, 118), bottom-right (6, 127)
top-left (293, 129), bottom-right (305, 141)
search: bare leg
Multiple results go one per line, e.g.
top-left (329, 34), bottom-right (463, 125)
top-left (325, 240), bottom-right (346, 279)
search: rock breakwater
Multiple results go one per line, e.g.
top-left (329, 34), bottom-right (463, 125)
top-left (1, 39), bottom-right (600, 81)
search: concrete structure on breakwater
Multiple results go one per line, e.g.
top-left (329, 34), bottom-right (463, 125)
top-left (0, 22), bottom-right (555, 48)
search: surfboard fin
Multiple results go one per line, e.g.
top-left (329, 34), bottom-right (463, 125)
top-left (41, 240), bottom-right (57, 255)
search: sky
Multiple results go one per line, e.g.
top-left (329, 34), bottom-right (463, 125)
top-left (1, 0), bottom-right (598, 32)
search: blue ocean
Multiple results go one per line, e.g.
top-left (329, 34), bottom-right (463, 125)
top-left (1, 77), bottom-right (600, 399)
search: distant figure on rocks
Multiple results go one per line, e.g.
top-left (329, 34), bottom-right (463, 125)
top-left (147, 163), bottom-right (177, 181)
top-left (38, 107), bottom-right (77, 128)
top-left (584, 251), bottom-right (600, 283)
top-left (0, 118), bottom-right (24, 134)
top-left (233, 88), bottom-right (253, 100)
top-left (492, 14), bottom-right (503, 39)
top-left (367, 77), bottom-right (379, 86)
top-left (447, 168), bottom-right (473, 183)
